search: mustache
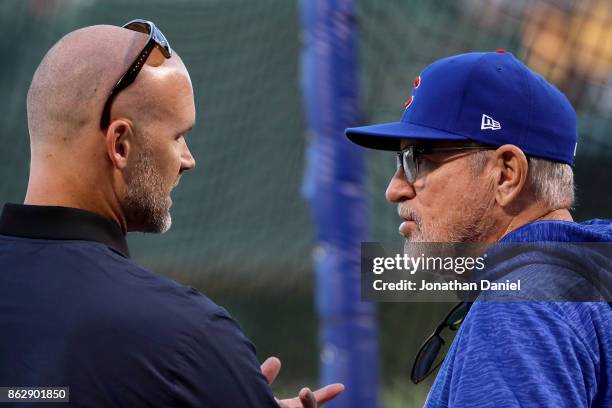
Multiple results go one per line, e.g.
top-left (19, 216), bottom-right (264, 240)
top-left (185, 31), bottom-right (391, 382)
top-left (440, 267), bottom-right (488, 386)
top-left (398, 205), bottom-right (422, 226)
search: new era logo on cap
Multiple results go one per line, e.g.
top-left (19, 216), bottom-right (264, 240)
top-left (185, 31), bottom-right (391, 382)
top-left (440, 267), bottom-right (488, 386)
top-left (481, 114), bottom-right (501, 130)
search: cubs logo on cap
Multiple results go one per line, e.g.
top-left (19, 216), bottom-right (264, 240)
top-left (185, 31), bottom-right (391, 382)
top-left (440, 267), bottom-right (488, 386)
top-left (403, 76), bottom-right (422, 111)
top-left (404, 96), bottom-right (414, 109)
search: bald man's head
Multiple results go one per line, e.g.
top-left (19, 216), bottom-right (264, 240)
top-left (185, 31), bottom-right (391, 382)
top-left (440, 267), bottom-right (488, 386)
top-left (27, 24), bottom-right (190, 144)
top-left (28, 25), bottom-right (135, 144)
top-left (25, 23), bottom-right (196, 234)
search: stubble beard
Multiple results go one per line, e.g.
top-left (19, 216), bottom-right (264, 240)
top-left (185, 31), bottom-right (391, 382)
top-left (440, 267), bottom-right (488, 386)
top-left (122, 143), bottom-right (173, 234)
top-left (401, 196), bottom-right (494, 244)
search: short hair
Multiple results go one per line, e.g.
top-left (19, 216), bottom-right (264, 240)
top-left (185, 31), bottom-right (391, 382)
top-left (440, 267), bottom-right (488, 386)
top-left (469, 150), bottom-right (575, 209)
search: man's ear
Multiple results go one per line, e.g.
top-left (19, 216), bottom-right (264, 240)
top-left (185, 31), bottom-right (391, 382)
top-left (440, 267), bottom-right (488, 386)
top-left (104, 120), bottom-right (134, 170)
top-left (491, 144), bottom-right (529, 207)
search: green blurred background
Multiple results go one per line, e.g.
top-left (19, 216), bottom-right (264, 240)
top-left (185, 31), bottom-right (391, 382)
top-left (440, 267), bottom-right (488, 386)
top-left (1, 0), bottom-right (611, 406)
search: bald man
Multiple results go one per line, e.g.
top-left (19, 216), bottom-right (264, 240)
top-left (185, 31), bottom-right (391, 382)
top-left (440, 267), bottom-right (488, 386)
top-left (0, 21), bottom-right (341, 407)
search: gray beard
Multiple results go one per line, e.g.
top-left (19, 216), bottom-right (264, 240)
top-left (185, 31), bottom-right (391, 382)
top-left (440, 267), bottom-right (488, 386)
top-left (122, 144), bottom-right (172, 234)
top-left (401, 197), bottom-right (495, 245)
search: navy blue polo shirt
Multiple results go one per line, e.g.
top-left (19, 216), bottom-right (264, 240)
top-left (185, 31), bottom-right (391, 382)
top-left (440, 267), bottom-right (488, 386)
top-left (0, 203), bottom-right (277, 407)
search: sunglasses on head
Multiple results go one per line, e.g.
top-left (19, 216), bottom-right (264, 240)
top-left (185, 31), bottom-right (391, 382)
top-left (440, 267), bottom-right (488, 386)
top-left (411, 301), bottom-right (470, 384)
top-left (100, 19), bottom-right (172, 129)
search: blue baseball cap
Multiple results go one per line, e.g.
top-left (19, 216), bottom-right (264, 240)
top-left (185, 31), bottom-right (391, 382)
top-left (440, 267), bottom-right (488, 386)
top-left (345, 51), bottom-right (578, 164)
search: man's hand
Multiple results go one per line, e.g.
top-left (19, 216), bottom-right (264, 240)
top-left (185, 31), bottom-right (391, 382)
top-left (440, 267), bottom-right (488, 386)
top-left (261, 356), bottom-right (345, 408)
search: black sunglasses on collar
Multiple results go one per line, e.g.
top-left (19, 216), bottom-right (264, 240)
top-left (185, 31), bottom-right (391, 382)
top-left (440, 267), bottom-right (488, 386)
top-left (411, 301), bottom-right (470, 384)
top-left (100, 19), bottom-right (172, 129)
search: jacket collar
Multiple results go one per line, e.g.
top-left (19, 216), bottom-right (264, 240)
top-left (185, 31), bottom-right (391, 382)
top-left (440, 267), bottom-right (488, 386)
top-left (0, 203), bottom-right (129, 257)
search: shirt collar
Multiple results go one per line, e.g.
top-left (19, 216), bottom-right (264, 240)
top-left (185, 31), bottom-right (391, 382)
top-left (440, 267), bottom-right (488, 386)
top-left (0, 203), bottom-right (129, 257)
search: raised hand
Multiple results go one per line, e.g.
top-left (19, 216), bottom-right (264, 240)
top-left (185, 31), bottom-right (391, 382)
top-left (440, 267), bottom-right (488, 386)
top-left (260, 357), bottom-right (345, 408)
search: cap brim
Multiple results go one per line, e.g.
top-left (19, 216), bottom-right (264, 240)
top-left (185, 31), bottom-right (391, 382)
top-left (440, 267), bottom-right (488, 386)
top-left (345, 121), bottom-right (469, 151)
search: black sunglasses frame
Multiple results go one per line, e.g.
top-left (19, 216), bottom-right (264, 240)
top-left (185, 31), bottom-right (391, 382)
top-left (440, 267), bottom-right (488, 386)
top-left (100, 19), bottom-right (172, 129)
top-left (411, 301), bottom-right (470, 384)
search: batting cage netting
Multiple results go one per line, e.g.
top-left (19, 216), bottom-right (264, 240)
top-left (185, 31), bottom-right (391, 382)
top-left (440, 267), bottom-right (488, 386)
top-left (2, 0), bottom-right (611, 406)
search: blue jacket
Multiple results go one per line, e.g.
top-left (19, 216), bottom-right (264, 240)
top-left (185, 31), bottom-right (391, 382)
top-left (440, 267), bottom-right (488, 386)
top-left (425, 220), bottom-right (612, 407)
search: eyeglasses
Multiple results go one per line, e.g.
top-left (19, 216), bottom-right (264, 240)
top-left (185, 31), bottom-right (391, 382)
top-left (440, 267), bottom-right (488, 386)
top-left (397, 144), bottom-right (495, 183)
top-left (411, 302), bottom-right (470, 384)
top-left (100, 19), bottom-right (172, 129)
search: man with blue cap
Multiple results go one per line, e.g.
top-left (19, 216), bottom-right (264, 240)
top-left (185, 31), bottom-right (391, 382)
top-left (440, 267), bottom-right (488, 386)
top-left (346, 51), bottom-right (612, 407)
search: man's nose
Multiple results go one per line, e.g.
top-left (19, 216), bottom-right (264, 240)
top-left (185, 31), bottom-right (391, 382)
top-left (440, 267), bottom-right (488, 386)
top-left (181, 142), bottom-right (196, 171)
top-left (385, 168), bottom-right (416, 203)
